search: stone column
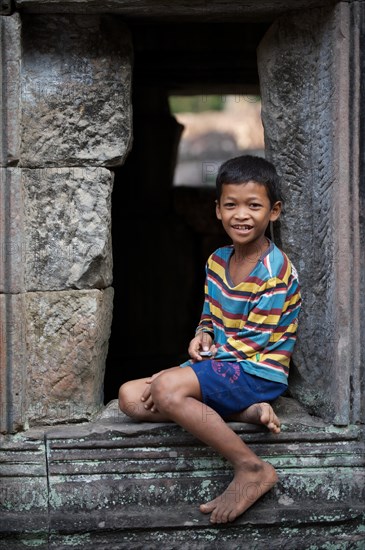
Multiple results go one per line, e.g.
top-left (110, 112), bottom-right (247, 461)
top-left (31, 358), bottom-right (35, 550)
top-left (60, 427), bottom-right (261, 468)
top-left (0, 14), bottom-right (132, 432)
top-left (258, 3), bottom-right (363, 424)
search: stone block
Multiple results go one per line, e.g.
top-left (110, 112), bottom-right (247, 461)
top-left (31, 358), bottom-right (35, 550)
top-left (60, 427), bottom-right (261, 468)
top-left (25, 288), bottom-right (113, 425)
top-left (0, 416), bottom-right (364, 546)
top-left (0, 169), bottom-right (25, 293)
top-left (1, 14), bottom-right (133, 168)
top-left (24, 167), bottom-right (114, 291)
top-left (0, 288), bottom-right (113, 431)
top-left (43, 417), bottom-right (364, 546)
top-left (0, 167), bottom-right (113, 293)
top-left (20, 14), bottom-right (132, 167)
top-left (0, 293), bottom-right (27, 433)
top-left (257, 5), bottom-right (360, 423)
top-left (0, 14), bottom-right (21, 167)
top-left (12, 0), bottom-right (342, 20)
top-left (0, 433), bottom-right (48, 535)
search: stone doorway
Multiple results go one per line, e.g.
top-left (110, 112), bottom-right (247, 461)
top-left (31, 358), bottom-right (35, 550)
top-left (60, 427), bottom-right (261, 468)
top-left (0, 1), bottom-right (363, 432)
top-left (1, 2), bottom-right (364, 546)
top-left (103, 21), bottom-right (269, 402)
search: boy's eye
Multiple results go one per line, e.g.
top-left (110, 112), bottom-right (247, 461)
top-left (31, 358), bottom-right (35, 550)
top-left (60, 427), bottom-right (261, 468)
top-left (224, 202), bottom-right (235, 208)
top-left (250, 203), bottom-right (262, 208)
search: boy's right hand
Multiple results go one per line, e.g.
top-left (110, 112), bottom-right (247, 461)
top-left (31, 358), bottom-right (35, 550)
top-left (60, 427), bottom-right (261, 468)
top-left (188, 331), bottom-right (216, 362)
top-left (140, 366), bottom-right (180, 412)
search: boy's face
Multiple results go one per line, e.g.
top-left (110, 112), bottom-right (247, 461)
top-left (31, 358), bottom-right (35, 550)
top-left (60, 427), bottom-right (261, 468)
top-left (216, 181), bottom-right (281, 249)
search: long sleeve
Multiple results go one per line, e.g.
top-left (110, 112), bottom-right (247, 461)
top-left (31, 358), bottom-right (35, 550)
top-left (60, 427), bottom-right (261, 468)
top-left (181, 243), bottom-right (301, 384)
top-left (195, 267), bottom-right (215, 337)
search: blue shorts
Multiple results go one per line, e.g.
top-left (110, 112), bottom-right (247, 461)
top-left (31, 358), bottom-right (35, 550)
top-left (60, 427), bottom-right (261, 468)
top-left (189, 360), bottom-right (287, 417)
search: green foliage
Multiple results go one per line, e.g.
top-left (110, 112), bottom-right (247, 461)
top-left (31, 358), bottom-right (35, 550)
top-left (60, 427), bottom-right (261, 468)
top-left (169, 95), bottom-right (224, 113)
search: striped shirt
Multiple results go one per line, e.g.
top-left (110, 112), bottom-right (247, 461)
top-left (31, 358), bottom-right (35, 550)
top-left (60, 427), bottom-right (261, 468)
top-left (185, 241), bottom-right (301, 386)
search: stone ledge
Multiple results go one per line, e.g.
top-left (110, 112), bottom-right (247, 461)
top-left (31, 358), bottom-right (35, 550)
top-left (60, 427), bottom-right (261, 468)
top-left (13, 0), bottom-right (339, 20)
top-left (1, 505), bottom-right (365, 549)
top-left (47, 503), bottom-right (365, 531)
top-left (1, 398), bottom-right (364, 548)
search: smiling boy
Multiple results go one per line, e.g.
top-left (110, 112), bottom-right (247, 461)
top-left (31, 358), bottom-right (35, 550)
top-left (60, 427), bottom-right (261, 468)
top-left (119, 155), bottom-right (301, 524)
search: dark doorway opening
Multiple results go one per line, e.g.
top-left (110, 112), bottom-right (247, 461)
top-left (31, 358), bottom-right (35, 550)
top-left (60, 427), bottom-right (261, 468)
top-left (104, 22), bottom-right (270, 403)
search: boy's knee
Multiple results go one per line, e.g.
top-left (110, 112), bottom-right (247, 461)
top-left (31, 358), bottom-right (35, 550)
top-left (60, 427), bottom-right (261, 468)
top-left (151, 373), bottom-right (181, 413)
top-left (150, 375), bottom-right (168, 404)
top-left (118, 382), bottom-right (133, 414)
top-left (118, 384), bottom-right (126, 410)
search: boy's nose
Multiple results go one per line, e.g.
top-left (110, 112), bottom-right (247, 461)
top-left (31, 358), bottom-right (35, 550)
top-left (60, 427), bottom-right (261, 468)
top-left (234, 206), bottom-right (249, 219)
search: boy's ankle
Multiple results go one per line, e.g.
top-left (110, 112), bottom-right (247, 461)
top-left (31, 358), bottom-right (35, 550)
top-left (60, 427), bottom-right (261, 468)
top-left (234, 458), bottom-right (265, 472)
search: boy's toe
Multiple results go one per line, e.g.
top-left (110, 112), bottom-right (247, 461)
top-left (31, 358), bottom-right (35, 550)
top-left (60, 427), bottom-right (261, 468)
top-left (200, 499), bottom-right (217, 514)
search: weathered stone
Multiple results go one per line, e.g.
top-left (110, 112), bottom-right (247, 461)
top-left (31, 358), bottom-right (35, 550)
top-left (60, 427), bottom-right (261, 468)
top-left (0, 169), bottom-right (25, 294)
top-left (43, 408), bottom-right (364, 524)
top-left (13, 0), bottom-right (339, 20)
top-left (1, 288), bottom-right (113, 431)
top-left (0, 14), bottom-right (21, 166)
top-left (24, 167), bottom-right (114, 291)
top-left (258, 4), bottom-right (362, 424)
top-left (0, 410), bottom-right (364, 546)
top-left (2, 414), bottom-right (363, 547)
top-left (20, 14), bottom-right (132, 167)
top-left (0, 293), bottom-right (27, 433)
top-left (1, 166), bottom-right (114, 432)
top-left (1, 167), bottom-right (114, 293)
top-left (1, 13), bottom-right (133, 168)
top-left (0, 433), bottom-right (48, 535)
top-left (25, 288), bottom-right (113, 425)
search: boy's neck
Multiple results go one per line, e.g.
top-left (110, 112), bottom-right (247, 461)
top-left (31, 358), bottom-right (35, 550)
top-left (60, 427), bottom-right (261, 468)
top-left (232, 237), bottom-right (270, 263)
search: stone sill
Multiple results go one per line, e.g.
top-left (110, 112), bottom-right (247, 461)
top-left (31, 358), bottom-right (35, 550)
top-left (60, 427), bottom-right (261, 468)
top-left (0, 398), bottom-right (364, 546)
top-left (19, 395), bottom-right (364, 444)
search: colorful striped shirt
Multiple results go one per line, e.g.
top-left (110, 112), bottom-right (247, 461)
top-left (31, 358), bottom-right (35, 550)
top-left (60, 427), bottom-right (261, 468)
top-left (182, 241), bottom-right (301, 386)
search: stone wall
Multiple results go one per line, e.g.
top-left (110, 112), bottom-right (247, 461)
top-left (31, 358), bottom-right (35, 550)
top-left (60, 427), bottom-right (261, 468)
top-left (0, 14), bottom-right (132, 432)
top-left (258, 3), bottom-right (363, 424)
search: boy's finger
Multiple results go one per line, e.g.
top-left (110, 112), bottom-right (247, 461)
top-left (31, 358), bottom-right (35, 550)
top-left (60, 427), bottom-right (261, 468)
top-left (201, 332), bottom-right (210, 351)
top-left (143, 395), bottom-right (154, 409)
top-left (141, 385), bottom-right (152, 402)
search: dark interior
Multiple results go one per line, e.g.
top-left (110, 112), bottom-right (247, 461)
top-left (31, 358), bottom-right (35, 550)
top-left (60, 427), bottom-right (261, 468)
top-left (103, 22), bottom-right (271, 403)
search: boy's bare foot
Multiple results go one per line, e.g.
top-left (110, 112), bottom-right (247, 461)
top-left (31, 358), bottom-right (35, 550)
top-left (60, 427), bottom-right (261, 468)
top-left (230, 402), bottom-right (281, 434)
top-left (200, 460), bottom-right (278, 524)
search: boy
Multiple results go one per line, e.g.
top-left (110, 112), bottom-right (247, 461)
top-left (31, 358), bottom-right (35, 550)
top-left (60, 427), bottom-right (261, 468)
top-left (119, 155), bottom-right (301, 524)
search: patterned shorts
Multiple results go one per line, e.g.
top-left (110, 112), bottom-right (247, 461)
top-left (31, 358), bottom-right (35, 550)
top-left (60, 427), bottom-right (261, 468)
top-left (189, 360), bottom-right (287, 417)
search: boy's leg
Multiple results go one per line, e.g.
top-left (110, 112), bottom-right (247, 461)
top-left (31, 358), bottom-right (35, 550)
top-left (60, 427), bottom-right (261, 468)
top-left (119, 377), bottom-right (172, 422)
top-left (118, 367), bottom-right (201, 422)
top-left (150, 367), bottom-right (278, 524)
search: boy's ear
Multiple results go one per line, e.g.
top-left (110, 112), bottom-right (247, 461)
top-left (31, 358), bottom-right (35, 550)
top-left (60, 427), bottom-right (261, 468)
top-left (216, 200), bottom-right (222, 220)
top-left (269, 201), bottom-right (282, 222)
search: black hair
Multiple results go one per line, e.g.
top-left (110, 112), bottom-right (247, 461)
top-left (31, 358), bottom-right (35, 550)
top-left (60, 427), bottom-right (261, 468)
top-left (216, 154), bottom-right (283, 207)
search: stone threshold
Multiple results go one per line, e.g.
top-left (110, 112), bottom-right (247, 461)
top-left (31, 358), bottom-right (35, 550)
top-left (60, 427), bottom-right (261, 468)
top-left (1, 397), bottom-right (364, 548)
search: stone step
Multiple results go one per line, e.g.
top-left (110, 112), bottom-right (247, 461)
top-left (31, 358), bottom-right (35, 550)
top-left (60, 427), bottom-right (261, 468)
top-left (0, 398), bottom-right (364, 548)
top-left (1, 504), bottom-right (364, 549)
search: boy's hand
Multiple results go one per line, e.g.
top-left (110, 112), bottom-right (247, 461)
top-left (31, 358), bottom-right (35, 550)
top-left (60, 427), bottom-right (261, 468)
top-left (140, 366), bottom-right (180, 413)
top-left (188, 331), bottom-right (216, 362)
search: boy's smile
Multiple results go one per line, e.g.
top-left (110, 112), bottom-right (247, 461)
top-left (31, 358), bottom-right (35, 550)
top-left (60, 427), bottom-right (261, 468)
top-left (216, 181), bottom-right (281, 254)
